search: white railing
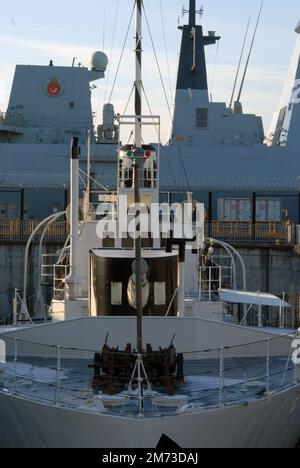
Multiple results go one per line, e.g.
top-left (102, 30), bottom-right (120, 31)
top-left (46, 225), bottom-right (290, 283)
top-left (0, 332), bottom-right (297, 418)
top-left (41, 254), bottom-right (59, 282)
top-left (53, 264), bottom-right (69, 297)
top-left (241, 304), bottom-right (296, 329)
top-left (198, 265), bottom-right (232, 301)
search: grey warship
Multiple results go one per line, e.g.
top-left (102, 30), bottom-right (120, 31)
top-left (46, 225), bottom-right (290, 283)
top-left (0, 0), bottom-right (300, 449)
top-left (0, 2), bottom-right (299, 216)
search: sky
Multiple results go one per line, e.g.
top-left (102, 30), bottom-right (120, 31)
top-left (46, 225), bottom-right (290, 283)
top-left (0, 0), bottom-right (299, 142)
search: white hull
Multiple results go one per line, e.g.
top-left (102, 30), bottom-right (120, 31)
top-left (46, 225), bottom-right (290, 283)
top-left (1, 385), bottom-right (300, 448)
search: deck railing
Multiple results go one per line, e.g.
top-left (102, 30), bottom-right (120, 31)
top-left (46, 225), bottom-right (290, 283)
top-left (206, 221), bottom-right (296, 245)
top-left (0, 333), bottom-right (297, 418)
top-left (0, 219), bottom-right (67, 242)
top-left (0, 219), bottom-right (296, 245)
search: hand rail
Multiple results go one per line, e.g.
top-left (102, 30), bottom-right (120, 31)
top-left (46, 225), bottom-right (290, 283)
top-left (0, 332), bottom-right (297, 418)
top-left (0, 219), bottom-right (294, 244)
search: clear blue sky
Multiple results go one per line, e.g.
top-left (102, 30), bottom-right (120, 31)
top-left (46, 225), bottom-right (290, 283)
top-left (0, 0), bottom-right (299, 141)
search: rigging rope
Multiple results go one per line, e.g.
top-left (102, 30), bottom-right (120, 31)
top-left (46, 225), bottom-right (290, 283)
top-left (94, 0), bottom-right (108, 127)
top-left (108, 4), bottom-right (135, 103)
top-left (229, 16), bottom-right (251, 109)
top-left (102, 0), bottom-right (107, 52)
top-left (121, 84), bottom-right (135, 120)
top-left (177, 142), bottom-right (191, 191)
top-left (141, 68), bottom-right (182, 189)
top-left (79, 169), bottom-right (109, 193)
top-left (119, 84), bottom-right (135, 144)
top-left (103, 0), bottom-right (121, 107)
top-left (159, 0), bottom-right (173, 106)
top-left (142, 2), bottom-right (190, 191)
top-left (142, 3), bottom-right (173, 125)
top-left (78, 172), bottom-right (87, 190)
top-left (141, 83), bottom-right (160, 141)
top-left (209, 41), bottom-right (219, 102)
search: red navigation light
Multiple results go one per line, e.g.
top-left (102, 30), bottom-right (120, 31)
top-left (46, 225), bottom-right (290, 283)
top-left (144, 150), bottom-right (152, 159)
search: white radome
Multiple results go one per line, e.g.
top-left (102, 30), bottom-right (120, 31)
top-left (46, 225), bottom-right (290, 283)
top-left (90, 51), bottom-right (108, 72)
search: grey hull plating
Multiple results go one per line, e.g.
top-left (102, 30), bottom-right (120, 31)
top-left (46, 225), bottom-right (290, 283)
top-left (0, 385), bottom-right (300, 448)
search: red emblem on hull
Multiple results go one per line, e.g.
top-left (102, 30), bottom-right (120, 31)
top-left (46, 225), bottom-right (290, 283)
top-left (46, 78), bottom-right (62, 97)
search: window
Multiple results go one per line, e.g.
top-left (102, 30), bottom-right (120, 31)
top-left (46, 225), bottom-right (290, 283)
top-left (196, 108), bottom-right (208, 128)
top-left (218, 198), bottom-right (282, 222)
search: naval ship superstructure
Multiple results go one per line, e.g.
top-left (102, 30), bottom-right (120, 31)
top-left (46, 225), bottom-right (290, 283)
top-left (0, 3), bottom-right (300, 221)
top-left (0, 0), bottom-right (300, 448)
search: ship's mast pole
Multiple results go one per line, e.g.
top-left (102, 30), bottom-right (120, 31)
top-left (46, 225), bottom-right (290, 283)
top-left (189, 0), bottom-right (196, 27)
top-left (236, 0), bottom-right (264, 103)
top-left (134, 0), bottom-right (144, 355)
top-left (135, 0), bottom-right (142, 148)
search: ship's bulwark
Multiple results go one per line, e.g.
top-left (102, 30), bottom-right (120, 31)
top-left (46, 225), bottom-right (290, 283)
top-left (0, 316), bottom-right (299, 448)
top-left (0, 386), bottom-right (300, 448)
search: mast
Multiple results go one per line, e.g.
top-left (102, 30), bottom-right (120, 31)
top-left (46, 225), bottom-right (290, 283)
top-left (64, 137), bottom-right (83, 300)
top-left (189, 0), bottom-right (196, 27)
top-left (70, 137), bottom-right (80, 282)
top-left (229, 16), bottom-right (251, 109)
top-left (173, 0), bottom-right (220, 109)
top-left (134, 0), bottom-right (144, 354)
top-left (135, 0), bottom-right (142, 148)
top-left (236, 0), bottom-right (264, 104)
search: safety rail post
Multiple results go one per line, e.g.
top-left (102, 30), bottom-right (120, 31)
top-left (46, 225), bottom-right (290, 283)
top-left (280, 292), bottom-right (286, 329)
top-left (55, 345), bottom-right (61, 405)
top-left (292, 307), bottom-right (295, 330)
top-left (258, 291), bottom-right (263, 328)
top-left (278, 293), bottom-right (284, 329)
top-left (198, 268), bottom-right (202, 301)
top-left (208, 267), bottom-right (212, 301)
top-left (219, 347), bottom-right (225, 407)
top-left (13, 289), bottom-right (18, 325)
top-left (266, 339), bottom-right (270, 395)
top-left (13, 338), bottom-right (18, 394)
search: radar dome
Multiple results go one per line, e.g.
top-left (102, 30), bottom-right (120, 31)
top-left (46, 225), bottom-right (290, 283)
top-left (295, 21), bottom-right (300, 34)
top-left (90, 51), bottom-right (108, 72)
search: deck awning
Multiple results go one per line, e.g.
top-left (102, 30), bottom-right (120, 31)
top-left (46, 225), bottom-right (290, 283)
top-left (219, 289), bottom-right (292, 308)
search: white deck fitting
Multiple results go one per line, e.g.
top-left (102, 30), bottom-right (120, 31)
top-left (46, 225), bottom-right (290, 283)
top-left (219, 289), bottom-right (292, 308)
